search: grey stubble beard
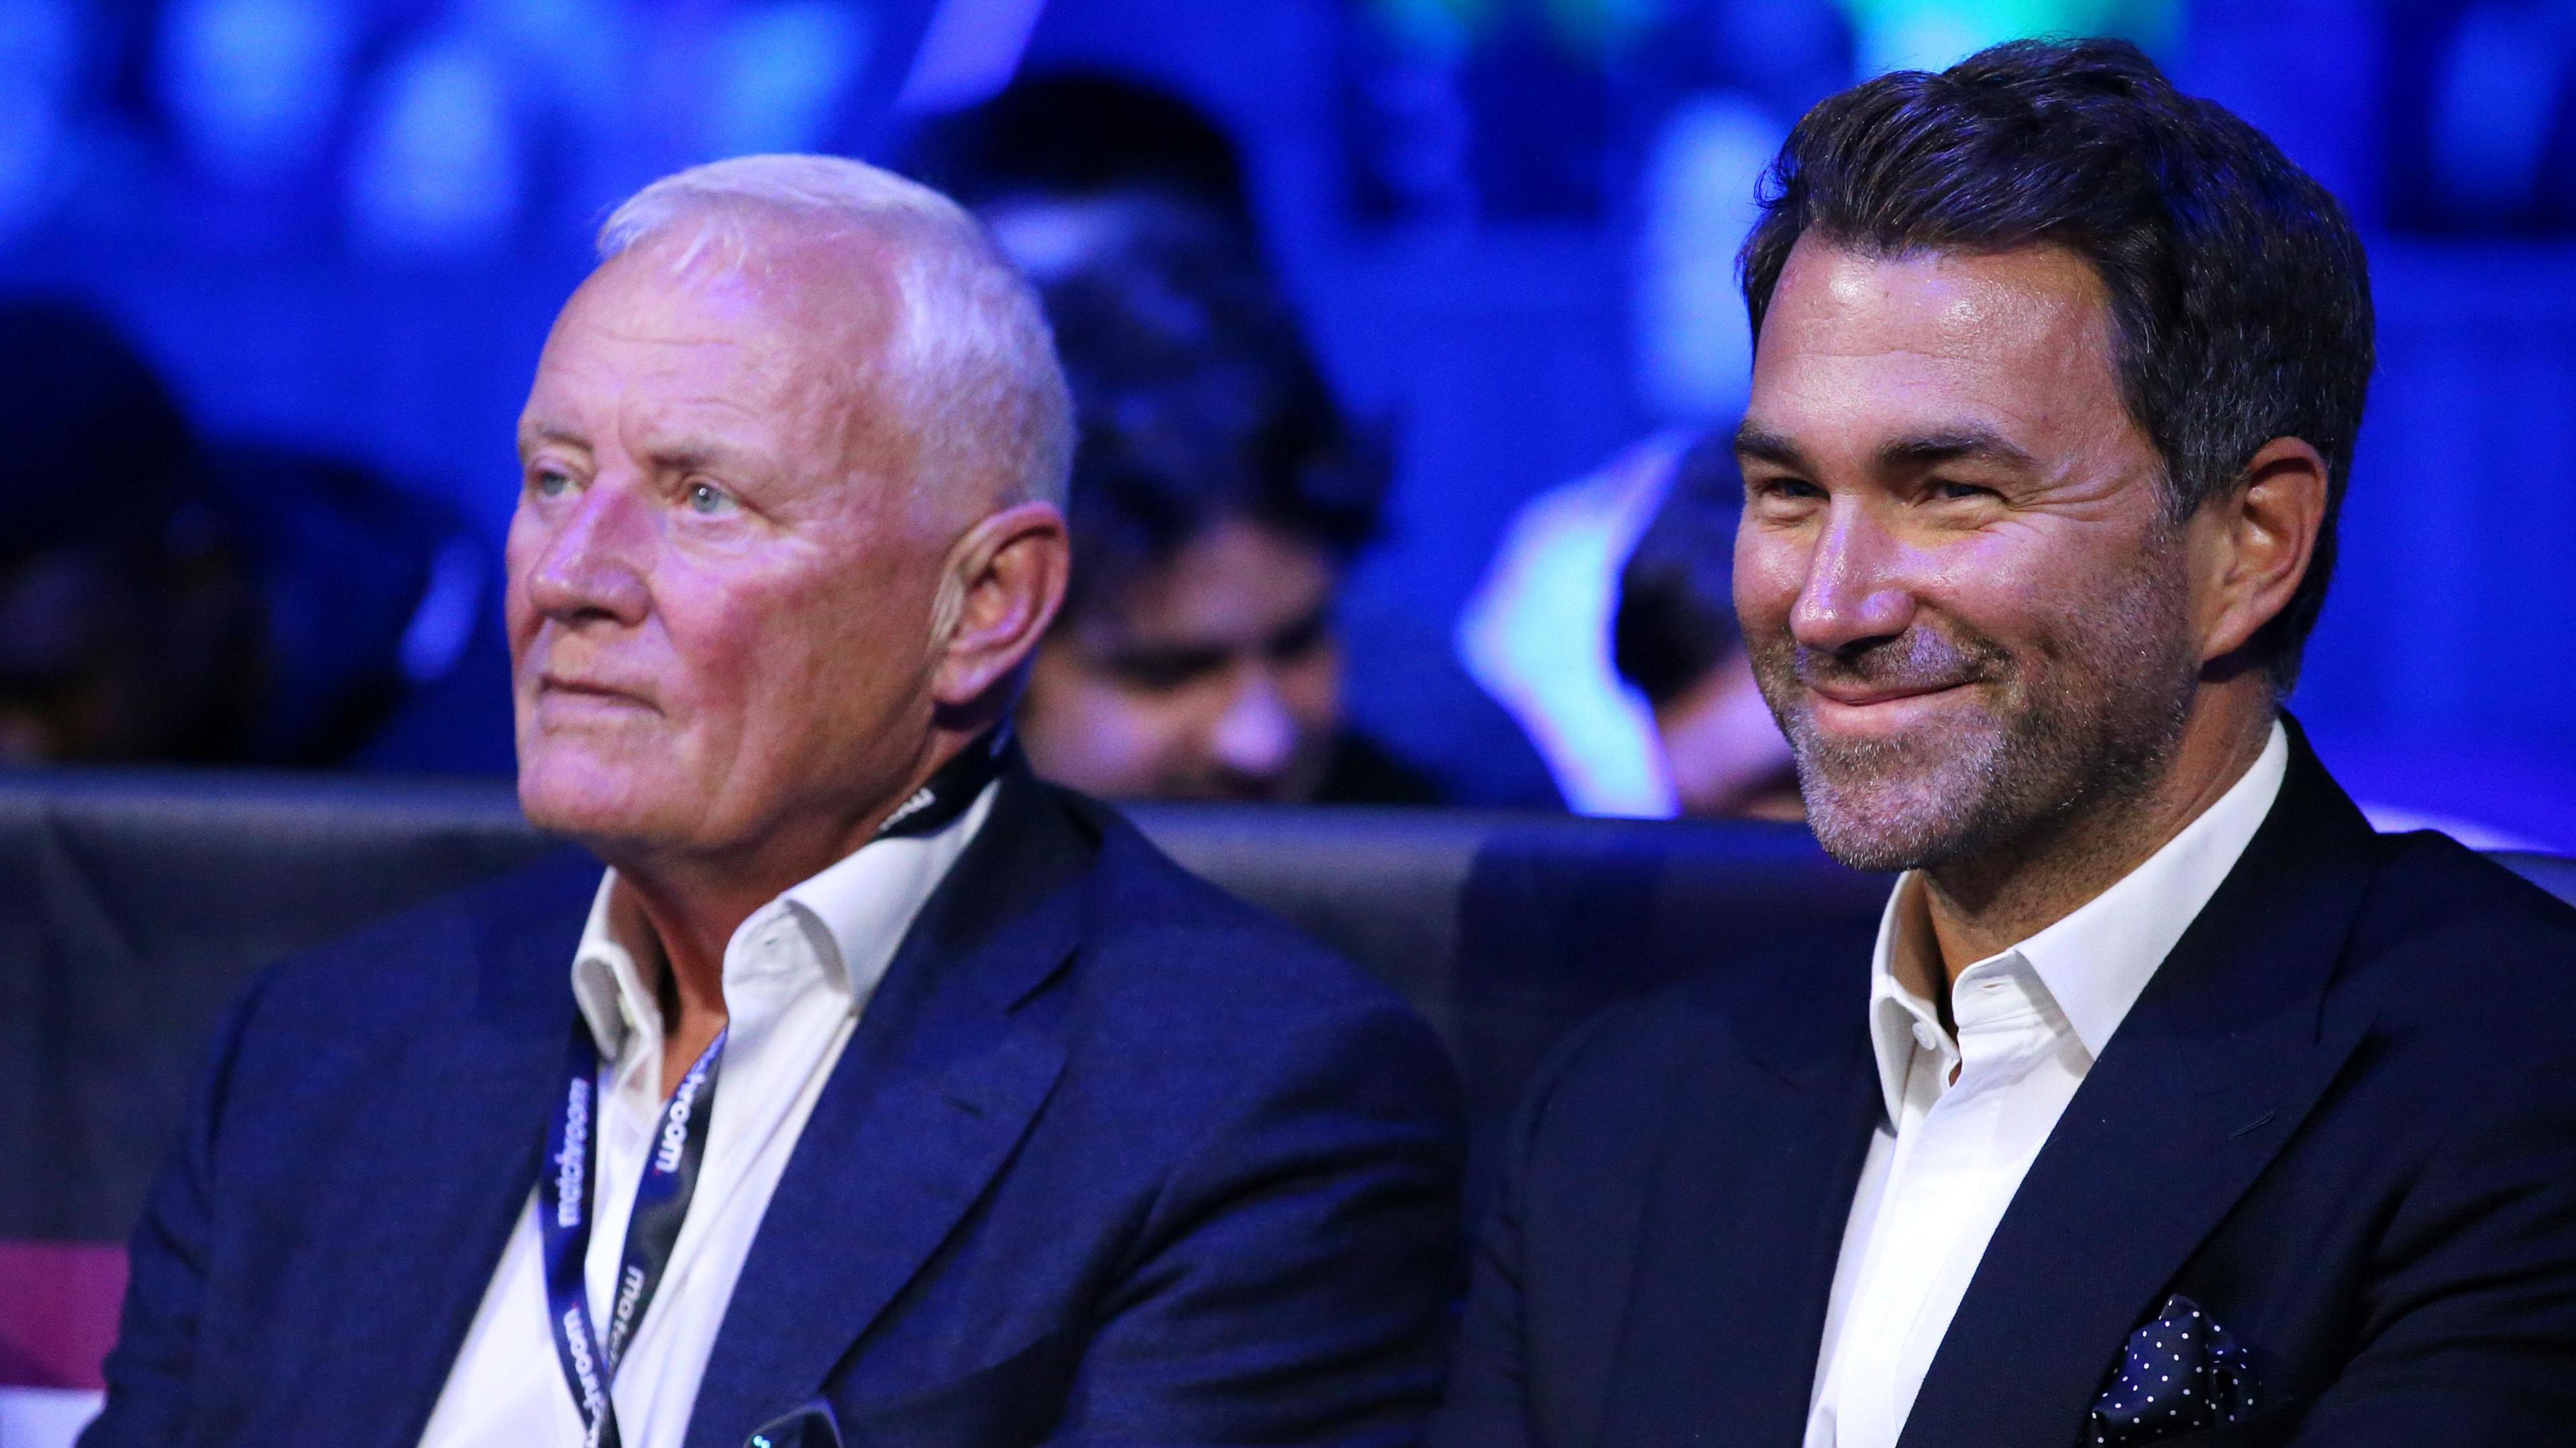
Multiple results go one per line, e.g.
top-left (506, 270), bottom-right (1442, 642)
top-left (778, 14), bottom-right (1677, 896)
top-left (1752, 555), bottom-right (2202, 880)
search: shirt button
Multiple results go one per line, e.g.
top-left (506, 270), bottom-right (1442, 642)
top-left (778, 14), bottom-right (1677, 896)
top-left (1911, 1023), bottom-right (1942, 1051)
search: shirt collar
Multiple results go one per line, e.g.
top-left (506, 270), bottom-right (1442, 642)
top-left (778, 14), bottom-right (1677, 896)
top-left (568, 778), bottom-right (1001, 1060)
top-left (1863, 720), bottom-right (2290, 1125)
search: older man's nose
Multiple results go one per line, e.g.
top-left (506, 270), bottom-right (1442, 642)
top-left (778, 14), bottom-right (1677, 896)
top-left (1790, 502), bottom-right (1915, 654)
top-left (1208, 668), bottom-right (1299, 783)
top-left (523, 486), bottom-right (653, 626)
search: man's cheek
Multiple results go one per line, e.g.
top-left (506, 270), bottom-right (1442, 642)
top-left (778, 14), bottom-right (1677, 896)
top-left (1733, 545), bottom-right (1807, 633)
top-left (1280, 655), bottom-right (1342, 731)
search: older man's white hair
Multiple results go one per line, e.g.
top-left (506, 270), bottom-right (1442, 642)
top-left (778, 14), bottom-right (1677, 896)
top-left (598, 154), bottom-right (1073, 511)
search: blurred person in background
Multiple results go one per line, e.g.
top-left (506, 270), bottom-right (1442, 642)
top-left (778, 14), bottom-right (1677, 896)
top-left (905, 70), bottom-right (1260, 242)
top-left (910, 72), bottom-right (1560, 807)
top-left (1610, 432), bottom-right (1799, 821)
top-left (0, 298), bottom-right (511, 771)
top-left (0, 298), bottom-right (256, 765)
top-left (1011, 195), bottom-right (1436, 805)
top-left (1459, 0), bottom-right (1853, 816)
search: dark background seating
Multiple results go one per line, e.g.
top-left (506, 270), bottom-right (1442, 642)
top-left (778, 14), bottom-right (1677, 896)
top-left (3, 771), bottom-right (2571, 1395)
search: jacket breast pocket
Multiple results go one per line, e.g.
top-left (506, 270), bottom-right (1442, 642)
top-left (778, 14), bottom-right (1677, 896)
top-left (826, 1327), bottom-right (1081, 1448)
top-left (2104, 1401), bottom-right (2306, 1448)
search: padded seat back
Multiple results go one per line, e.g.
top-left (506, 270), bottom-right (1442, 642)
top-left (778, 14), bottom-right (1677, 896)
top-left (0, 771), bottom-right (1892, 1251)
top-left (5, 769), bottom-right (2570, 1256)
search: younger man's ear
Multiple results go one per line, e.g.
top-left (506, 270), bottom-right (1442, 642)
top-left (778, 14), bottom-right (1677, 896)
top-left (2196, 436), bottom-right (2326, 665)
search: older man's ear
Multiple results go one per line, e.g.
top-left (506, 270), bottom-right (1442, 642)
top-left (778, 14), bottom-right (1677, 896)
top-left (929, 500), bottom-right (1073, 710)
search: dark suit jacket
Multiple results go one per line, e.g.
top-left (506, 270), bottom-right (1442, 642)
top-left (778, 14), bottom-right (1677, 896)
top-left (85, 765), bottom-right (1464, 1448)
top-left (1433, 727), bottom-right (2576, 1447)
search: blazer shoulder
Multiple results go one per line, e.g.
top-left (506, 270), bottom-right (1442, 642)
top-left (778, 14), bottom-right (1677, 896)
top-left (1544, 936), bottom-right (1866, 1084)
top-left (1036, 791), bottom-right (1458, 1113)
top-left (2345, 829), bottom-right (2576, 1044)
top-left (1057, 787), bottom-right (1422, 1020)
top-left (237, 844), bottom-right (595, 1048)
top-left (1508, 976), bottom-right (1752, 1141)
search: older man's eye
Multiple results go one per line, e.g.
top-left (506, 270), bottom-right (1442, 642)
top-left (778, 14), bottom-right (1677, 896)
top-left (684, 481), bottom-right (739, 516)
top-left (531, 469), bottom-right (574, 499)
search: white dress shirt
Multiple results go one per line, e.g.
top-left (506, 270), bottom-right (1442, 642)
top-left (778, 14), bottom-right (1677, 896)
top-left (1802, 723), bottom-right (2288, 1448)
top-left (417, 783), bottom-right (995, 1448)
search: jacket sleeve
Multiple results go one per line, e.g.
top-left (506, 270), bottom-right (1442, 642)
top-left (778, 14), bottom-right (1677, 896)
top-left (1424, 1003), bottom-right (1635, 1448)
top-left (1421, 1103), bottom-right (1536, 1448)
top-left (78, 972), bottom-right (276, 1448)
top-left (1045, 994), bottom-right (1466, 1448)
top-left (2286, 1036), bottom-right (2576, 1443)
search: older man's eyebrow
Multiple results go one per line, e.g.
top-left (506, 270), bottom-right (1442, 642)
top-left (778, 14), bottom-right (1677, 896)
top-left (641, 439), bottom-right (775, 480)
top-left (517, 421), bottom-right (591, 456)
top-left (1877, 428), bottom-right (2039, 474)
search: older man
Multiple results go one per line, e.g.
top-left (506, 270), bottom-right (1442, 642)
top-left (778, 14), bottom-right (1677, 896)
top-left (83, 156), bottom-right (1462, 1448)
top-left (1434, 40), bottom-right (2576, 1448)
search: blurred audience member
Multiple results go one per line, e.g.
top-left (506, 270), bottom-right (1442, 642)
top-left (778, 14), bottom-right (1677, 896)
top-left (1460, 431), bottom-right (1687, 815)
top-left (1008, 197), bottom-right (1433, 803)
top-left (906, 69), bottom-right (1257, 230)
top-left (0, 298), bottom-right (511, 771)
top-left (198, 441), bottom-right (515, 774)
top-left (1611, 434), bottom-right (1798, 821)
top-left (0, 299), bottom-right (258, 764)
top-left (1461, 1), bottom-right (1849, 816)
top-left (913, 72), bottom-right (1558, 806)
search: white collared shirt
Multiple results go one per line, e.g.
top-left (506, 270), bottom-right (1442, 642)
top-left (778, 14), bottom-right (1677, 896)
top-left (417, 783), bottom-right (995, 1448)
top-left (1801, 723), bottom-right (2288, 1448)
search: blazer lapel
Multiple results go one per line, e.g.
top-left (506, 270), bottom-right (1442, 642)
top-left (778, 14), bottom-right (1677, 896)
top-left (683, 771), bottom-right (1085, 1448)
top-left (1595, 962), bottom-right (1884, 1448)
top-left (1898, 728), bottom-right (2379, 1448)
top-left (317, 851), bottom-right (596, 1448)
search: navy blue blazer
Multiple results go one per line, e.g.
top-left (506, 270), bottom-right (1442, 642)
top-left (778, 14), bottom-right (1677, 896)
top-left (85, 765), bottom-right (1464, 1448)
top-left (1433, 728), bottom-right (2576, 1447)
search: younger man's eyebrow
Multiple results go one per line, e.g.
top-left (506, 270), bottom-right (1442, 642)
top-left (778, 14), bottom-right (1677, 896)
top-left (1732, 421), bottom-right (1807, 469)
top-left (1876, 427), bottom-right (2039, 473)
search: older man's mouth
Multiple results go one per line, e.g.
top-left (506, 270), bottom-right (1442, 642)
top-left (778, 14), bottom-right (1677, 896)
top-left (533, 675), bottom-right (659, 721)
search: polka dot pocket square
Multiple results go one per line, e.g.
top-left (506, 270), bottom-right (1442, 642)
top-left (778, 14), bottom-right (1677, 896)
top-left (2086, 1294), bottom-right (2260, 1447)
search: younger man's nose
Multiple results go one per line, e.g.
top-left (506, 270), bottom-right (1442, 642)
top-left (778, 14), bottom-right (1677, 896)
top-left (1788, 502), bottom-right (1916, 655)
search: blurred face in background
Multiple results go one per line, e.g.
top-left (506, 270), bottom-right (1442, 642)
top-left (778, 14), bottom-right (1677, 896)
top-left (1021, 516), bottom-right (1343, 802)
top-left (0, 549), bottom-right (160, 763)
top-left (507, 227), bottom-right (957, 866)
top-left (1733, 239), bottom-right (2198, 873)
top-left (0, 543), bottom-right (256, 766)
top-left (1652, 647), bottom-right (1802, 821)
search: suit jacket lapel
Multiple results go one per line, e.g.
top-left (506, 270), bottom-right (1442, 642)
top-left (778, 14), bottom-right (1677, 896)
top-left (684, 770), bottom-right (1085, 1448)
top-left (321, 850), bottom-right (596, 1448)
top-left (1898, 727), bottom-right (2379, 1448)
top-left (1596, 960), bottom-right (1884, 1448)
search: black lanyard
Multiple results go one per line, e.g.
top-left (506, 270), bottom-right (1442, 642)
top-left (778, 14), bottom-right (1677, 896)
top-left (535, 730), bottom-right (1011, 1445)
top-left (540, 1025), bottom-right (723, 1448)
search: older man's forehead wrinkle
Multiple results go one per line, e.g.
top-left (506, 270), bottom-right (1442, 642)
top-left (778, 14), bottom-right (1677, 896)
top-left (518, 416), bottom-right (592, 457)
